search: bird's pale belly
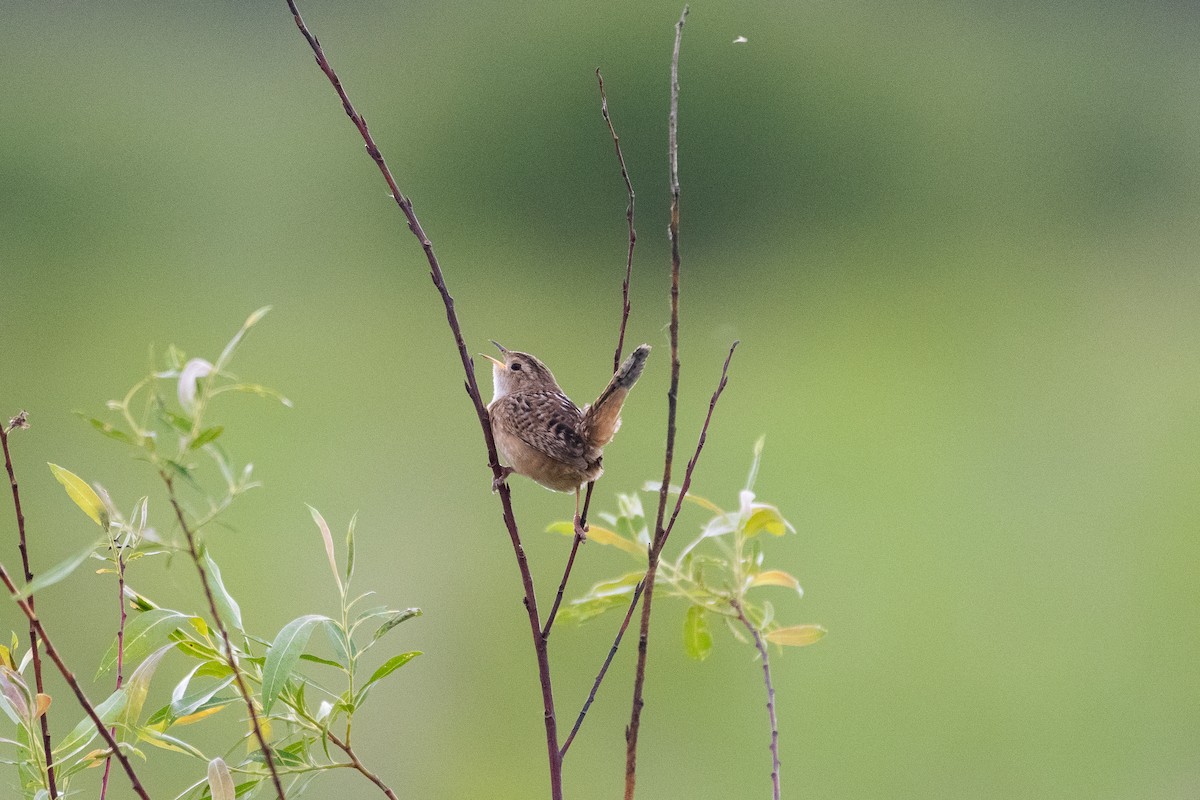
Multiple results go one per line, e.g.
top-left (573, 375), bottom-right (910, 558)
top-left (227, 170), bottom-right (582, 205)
top-left (493, 426), bottom-right (602, 492)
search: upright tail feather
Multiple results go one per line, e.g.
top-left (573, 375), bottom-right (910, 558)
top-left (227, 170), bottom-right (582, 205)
top-left (582, 344), bottom-right (651, 448)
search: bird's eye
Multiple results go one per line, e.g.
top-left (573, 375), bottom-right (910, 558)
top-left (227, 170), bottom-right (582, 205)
top-left (511, 362), bottom-right (522, 371)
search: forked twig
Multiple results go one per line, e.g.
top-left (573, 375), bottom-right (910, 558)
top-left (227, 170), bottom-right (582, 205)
top-left (731, 599), bottom-right (781, 800)
top-left (163, 475), bottom-right (287, 800)
top-left (282, 2), bottom-right (562, 796)
top-left (1, 414), bottom-right (57, 798)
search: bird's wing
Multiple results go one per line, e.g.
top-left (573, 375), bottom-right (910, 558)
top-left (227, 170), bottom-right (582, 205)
top-left (499, 391), bottom-right (592, 469)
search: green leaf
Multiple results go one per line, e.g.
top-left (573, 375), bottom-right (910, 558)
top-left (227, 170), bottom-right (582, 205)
top-left (743, 505), bottom-right (790, 537)
top-left (75, 414), bottom-right (135, 445)
top-left (298, 653), bottom-right (344, 670)
top-left (201, 551), bottom-right (243, 632)
top-left (13, 542), bottom-right (100, 600)
top-left (750, 570), bottom-right (803, 597)
top-left (136, 725), bottom-right (206, 758)
top-left (48, 463), bottom-right (109, 528)
top-left (261, 615), bottom-right (330, 714)
top-left (190, 426), bottom-right (225, 450)
top-left (214, 306), bottom-right (272, 373)
top-left (170, 663), bottom-right (236, 719)
top-left (683, 606), bottom-right (713, 661)
top-left (307, 505), bottom-right (343, 596)
top-left (97, 609), bottom-right (194, 678)
top-left (210, 383), bottom-right (293, 408)
top-left (121, 645), bottom-right (173, 727)
top-left (345, 511), bottom-right (357, 584)
top-left (764, 624), bottom-right (827, 647)
top-left (372, 608), bottom-right (422, 643)
top-left (355, 651), bottom-right (421, 705)
top-left (54, 686), bottom-right (128, 757)
top-left (207, 756), bottom-right (236, 800)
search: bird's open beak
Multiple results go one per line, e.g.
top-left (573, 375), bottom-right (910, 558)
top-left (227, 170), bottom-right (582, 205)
top-left (480, 353), bottom-right (505, 367)
top-left (490, 340), bottom-right (508, 354)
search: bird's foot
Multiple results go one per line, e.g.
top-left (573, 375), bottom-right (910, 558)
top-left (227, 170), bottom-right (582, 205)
top-left (491, 466), bottom-right (514, 493)
top-left (573, 513), bottom-right (589, 542)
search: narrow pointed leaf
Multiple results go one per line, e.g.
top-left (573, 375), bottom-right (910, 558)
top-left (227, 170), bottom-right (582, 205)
top-left (14, 541), bottom-right (100, 599)
top-left (48, 463), bottom-right (109, 528)
top-left (307, 505), bottom-right (343, 596)
top-left (764, 624), bottom-right (827, 647)
top-left (372, 608), bottom-right (421, 643)
top-left (201, 551), bottom-right (243, 632)
top-left (121, 645), bottom-right (173, 726)
top-left (356, 651), bottom-right (421, 705)
top-left (345, 511), bottom-right (357, 583)
top-left (684, 606), bottom-right (713, 661)
top-left (190, 426), bottom-right (225, 450)
top-left (750, 569), bottom-right (804, 596)
top-left (261, 615), bottom-right (330, 713)
top-left (97, 609), bottom-right (192, 678)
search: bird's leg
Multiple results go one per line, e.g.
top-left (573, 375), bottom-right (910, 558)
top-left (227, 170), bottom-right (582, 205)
top-left (491, 465), bottom-right (514, 493)
top-left (574, 481), bottom-right (595, 540)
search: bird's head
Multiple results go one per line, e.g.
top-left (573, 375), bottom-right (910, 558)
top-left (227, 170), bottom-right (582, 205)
top-left (482, 342), bottom-right (560, 399)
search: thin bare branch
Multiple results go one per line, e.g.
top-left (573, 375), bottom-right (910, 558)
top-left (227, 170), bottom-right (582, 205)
top-left (163, 475), bottom-right (287, 800)
top-left (560, 579), bottom-right (645, 759)
top-left (282, 3), bottom-right (562, 796)
top-left (626, 8), bottom-right (688, 798)
top-left (731, 599), bottom-right (781, 800)
top-left (542, 531), bottom-right (583, 640)
top-left (1, 414), bottom-right (57, 798)
top-left (99, 547), bottom-right (129, 800)
top-left (596, 69), bottom-right (638, 375)
top-left (326, 731), bottom-right (399, 800)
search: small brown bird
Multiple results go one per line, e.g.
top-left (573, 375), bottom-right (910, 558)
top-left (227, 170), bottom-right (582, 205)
top-left (483, 341), bottom-right (651, 536)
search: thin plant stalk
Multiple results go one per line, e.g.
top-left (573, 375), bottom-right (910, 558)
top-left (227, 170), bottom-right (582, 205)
top-left (0, 565), bottom-right (151, 799)
top-left (98, 547), bottom-right (128, 800)
top-left (163, 474), bottom-right (287, 800)
top-left (326, 730), bottom-right (398, 800)
top-left (1, 414), bottom-right (58, 798)
top-left (596, 67), bottom-right (638, 376)
top-left (732, 599), bottom-right (781, 800)
top-left (281, 3), bottom-right (562, 796)
top-left (559, 579), bottom-right (644, 758)
top-left (625, 9), bottom-right (688, 799)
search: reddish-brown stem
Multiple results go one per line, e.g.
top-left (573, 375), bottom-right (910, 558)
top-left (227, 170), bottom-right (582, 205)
top-left (282, 3), bottom-right (561, 796)
top-left (0, 572), bottom-right (151, 798)
top-left (626, 339), bottom-right (735, 800)
top-left (163, 475), bottom-right (287, 800)
top-left (99, 550), bottom-right (128, 800)
top-left (326, 730), bottom-right (399, 800)
top-left (542, 532), bottom-right (583, 640)
top-left (1, 415), bottom-right (57, 798)
top-left (626, 9), bottom-right (688, 799)
top-left (731, 599), bottom-right (781, 800)
top-left (596, 69), bottom-right (638, 375)
top-left (560, 578), bottom-right (645, 759)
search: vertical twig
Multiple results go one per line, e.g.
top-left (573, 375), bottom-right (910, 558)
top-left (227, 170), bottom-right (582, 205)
top-left (625, 9), bottom-right (688, 799)
top-left (281, 3), bottom-right (562, 796)
top-left (1, 413), bottom-right (58, 798)
top-left (98, 548), bottom-right (128, 800)
top-left (596, 68), bottom-right (638, 375)
top-left (731, 599), bottom-right (781, 800)
top-left (541, 533), bottom-right (583, 640)
top-left (163, 475), bottom-right (287, 800)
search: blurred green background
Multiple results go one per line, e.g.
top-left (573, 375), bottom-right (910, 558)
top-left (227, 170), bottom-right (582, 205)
top-left (3, 1), bottom-right (1199, 798)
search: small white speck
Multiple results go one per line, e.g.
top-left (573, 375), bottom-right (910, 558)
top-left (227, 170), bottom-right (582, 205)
top-left (733, 35), bottom-right (748, 44)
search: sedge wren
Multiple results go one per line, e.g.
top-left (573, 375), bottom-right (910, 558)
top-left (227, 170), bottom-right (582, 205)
top-left (483, 341), bottom-right (651, 537)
